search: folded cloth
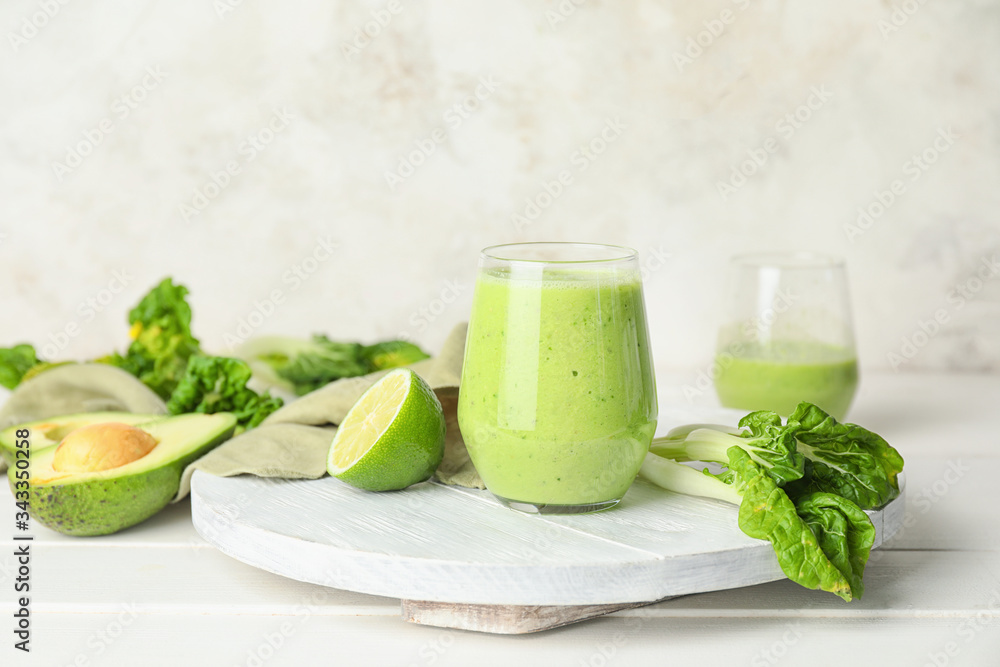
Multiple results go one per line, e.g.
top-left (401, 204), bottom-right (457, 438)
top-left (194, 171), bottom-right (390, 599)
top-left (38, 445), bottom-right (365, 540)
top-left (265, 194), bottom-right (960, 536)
top-left (0, 364), bottom-right (169, 473)
top-left (173, 322), bottom-right (484, 500)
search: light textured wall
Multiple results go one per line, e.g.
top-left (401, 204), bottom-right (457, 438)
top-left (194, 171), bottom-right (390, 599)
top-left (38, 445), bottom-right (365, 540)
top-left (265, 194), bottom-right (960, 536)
top-left (2, 0), bottom-right (998, 383)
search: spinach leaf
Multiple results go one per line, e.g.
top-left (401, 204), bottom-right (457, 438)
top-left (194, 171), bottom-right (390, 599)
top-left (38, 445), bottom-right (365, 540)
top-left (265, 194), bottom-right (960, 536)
top-left (726, 447), bottom-right (865, 602)
top-left (785, 402), bottom-right (905, 509)
top-left (794, 492), bottom-right (876, 598)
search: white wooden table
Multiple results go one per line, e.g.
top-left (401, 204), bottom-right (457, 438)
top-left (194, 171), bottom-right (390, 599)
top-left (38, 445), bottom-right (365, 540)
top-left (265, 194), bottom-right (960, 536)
top-left (2, 372), bottom-right (999, 666)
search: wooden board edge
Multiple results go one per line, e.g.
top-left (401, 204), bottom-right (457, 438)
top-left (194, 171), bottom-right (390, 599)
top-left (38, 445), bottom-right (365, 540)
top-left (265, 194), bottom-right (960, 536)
top-left (400, 597), bottom-right (676, 634)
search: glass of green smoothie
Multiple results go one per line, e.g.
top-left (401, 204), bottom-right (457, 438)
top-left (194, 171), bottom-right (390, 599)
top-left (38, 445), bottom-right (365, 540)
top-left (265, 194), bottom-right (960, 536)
top-left (713, 252), bottom-right (859, 420)
top-left (458, 243), bottom-right (658, 514)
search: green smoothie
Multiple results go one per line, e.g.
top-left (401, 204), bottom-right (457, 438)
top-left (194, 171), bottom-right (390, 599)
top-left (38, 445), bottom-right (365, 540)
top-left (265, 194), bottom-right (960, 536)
top-left (713, 341), bottom-right (858, 420)
top-left (458, 268), bottom-right (657, 508)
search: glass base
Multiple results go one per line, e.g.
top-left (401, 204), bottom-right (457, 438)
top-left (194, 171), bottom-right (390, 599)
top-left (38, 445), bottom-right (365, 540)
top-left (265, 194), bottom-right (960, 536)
top-left (493, 494), bottom-right (622, 515)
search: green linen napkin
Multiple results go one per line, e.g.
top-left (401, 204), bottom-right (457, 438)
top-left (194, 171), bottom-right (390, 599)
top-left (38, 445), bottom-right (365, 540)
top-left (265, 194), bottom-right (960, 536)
top-left (173, 322), bottom-right (484, 500)
top-left (0, 363), bottom-right (169, 473)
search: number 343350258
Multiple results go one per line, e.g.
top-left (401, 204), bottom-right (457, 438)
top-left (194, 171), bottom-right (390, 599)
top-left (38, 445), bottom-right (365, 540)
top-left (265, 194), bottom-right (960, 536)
top-left (12, 429), bottom-right (30, 515)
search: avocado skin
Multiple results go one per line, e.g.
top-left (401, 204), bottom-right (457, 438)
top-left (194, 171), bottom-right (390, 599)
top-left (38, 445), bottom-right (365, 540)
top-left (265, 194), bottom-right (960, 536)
top-left (22, 466), bottom-right (180, 536)
top-left (8, 419), bottom-right (235, 537)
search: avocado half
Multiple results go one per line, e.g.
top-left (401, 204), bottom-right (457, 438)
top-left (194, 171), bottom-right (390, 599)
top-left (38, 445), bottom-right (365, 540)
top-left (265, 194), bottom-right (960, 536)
top-left (0, 411), bottom-right (164, 466)
top-left (9, 412), bottom-right (237, 536)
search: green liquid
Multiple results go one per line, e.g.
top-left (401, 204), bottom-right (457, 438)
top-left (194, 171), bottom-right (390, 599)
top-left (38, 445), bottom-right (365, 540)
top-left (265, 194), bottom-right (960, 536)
top-left (714, 342), bottom-right (858, 420)
top-left (458, 269), bottom-right (657, 506)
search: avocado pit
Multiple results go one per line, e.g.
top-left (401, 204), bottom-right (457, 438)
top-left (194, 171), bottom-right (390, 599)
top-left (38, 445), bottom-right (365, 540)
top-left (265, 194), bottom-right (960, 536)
top-left (52, 422), bottom-right (158, 473)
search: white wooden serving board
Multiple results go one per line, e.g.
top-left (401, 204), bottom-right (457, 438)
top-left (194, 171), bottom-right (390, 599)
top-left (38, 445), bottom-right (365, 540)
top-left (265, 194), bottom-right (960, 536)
top-left (190, 403), bottom-right (906, 634)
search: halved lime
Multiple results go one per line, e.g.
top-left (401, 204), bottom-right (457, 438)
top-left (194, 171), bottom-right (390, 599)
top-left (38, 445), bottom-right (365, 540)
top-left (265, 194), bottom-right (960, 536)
top-left (327, 368), bottom-right (446, 491)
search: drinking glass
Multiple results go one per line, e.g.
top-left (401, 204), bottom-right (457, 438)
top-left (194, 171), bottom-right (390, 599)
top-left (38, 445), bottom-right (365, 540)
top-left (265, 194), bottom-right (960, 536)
top-left (713, 252), bottom-right (859, 420)
top-left (458, 243), bottom-right (658, 514)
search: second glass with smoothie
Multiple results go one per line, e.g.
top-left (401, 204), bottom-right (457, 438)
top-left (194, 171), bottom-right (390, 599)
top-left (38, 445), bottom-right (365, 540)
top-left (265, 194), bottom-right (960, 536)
top-left (713, 252), bottom-right (859, 420)
top-left (458, 243), bottom-right (657, 514)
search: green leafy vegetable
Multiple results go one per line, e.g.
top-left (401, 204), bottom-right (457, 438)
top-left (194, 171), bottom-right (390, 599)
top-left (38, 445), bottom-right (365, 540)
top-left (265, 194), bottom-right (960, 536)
top-left (276, 336), bottom-right (369, 395)
top-left (361, 340), bottom-right (430, 370)
top-left (650, 403), bottom-right (904, 509)
top-left (640, 447), bottom-right (874, 601)
top-left (0, 344), bottom-right (40, 390)
top-left (165, 355), bottom-right (283, 431)
top-left (642, 402), bottom-right (902, 601)
top-left (104, 278), bottom-right (201, 399)
top-left (236, 335), bottom-right (430, 396)
top-left (782, 402), bottom-right (905, 510)
top-left (794, 492), bottom-right (875, 598)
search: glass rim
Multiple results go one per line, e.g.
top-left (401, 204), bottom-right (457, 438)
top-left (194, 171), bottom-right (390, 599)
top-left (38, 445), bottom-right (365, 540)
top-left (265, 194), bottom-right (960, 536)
top-left (729, 251), bottom-right (845, 270)
top-left (481, 242), bottom-right (638, 264)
